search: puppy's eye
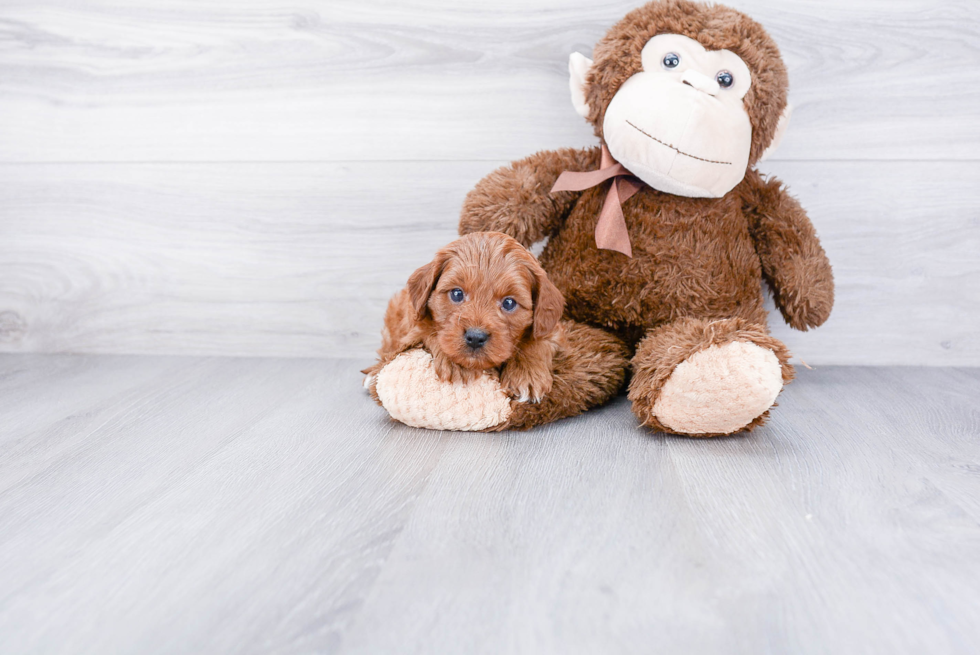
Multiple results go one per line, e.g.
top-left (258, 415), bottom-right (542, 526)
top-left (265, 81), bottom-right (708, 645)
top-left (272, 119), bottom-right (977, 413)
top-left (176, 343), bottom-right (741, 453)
top-left (716, 70), bottom-right (734, 88)
top-left (501, 297), bottom-right (518, 313)
top-left (662, 53), bottom-right (680, 69)
top-left (449, 288), bottom-right (465, 303)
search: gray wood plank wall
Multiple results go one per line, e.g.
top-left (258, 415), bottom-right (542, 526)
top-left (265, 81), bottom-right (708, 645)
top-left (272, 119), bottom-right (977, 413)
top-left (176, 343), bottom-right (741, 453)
top-left (1, 0), bottom-right (978, 364)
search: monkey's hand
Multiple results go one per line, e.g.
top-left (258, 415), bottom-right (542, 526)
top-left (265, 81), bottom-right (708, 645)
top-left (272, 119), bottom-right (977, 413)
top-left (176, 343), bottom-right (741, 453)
top-left (458, 147), bottom-right (600, 247)
top-left (744, 171), bottom-right (834, 331)
top-left (768, 254), bottom-right (835, 331)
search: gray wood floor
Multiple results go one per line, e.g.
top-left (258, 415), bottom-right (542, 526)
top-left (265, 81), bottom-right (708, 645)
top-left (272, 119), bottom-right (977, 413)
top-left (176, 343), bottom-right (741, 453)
top-left (1, 355), bottom-right (978, 654)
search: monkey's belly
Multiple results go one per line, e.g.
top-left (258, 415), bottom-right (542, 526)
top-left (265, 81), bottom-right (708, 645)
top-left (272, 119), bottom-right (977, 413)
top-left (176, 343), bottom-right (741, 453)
top-left (540, 220), bottom-right (767, 335)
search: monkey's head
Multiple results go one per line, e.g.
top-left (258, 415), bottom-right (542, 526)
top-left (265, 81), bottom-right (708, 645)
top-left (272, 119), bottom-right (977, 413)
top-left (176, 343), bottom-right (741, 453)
top-left (570, 0), bottom-right (790, 198)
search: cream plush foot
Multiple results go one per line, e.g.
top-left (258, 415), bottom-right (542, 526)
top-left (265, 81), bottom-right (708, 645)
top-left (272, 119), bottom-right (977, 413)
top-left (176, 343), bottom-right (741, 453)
top-left (369, 349), bottom-right (512, 431)
top-left (628, 318), bottom-right (794, 436)
top-left (652, 341), bottom-right (783, 435)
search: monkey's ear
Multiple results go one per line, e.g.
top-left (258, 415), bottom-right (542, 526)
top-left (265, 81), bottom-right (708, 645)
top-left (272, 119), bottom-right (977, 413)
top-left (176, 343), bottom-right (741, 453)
top-left (568, 52), bottom-right (594, 118)
top-left (532, 270), bottom-right (565, 339)
top-left (759, 104), bottom-right (793, 162)
top-left (407, 252), bottom-right (448, 321)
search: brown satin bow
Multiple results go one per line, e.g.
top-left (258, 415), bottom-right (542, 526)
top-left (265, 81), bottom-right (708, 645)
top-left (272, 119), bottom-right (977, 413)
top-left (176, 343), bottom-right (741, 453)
top-left (550, 143), bottom-right (643, 258)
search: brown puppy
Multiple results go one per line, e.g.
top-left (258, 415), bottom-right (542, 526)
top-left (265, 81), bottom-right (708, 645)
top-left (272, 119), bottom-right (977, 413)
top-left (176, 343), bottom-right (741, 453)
top-left (364, 232), bottom-right (565, 402)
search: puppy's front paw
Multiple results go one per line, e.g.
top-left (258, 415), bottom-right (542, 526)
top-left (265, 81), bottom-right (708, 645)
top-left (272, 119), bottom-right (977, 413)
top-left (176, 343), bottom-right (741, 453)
top-left (500, 364), bottom-right (553, 403)
top-left (431, 351), bottom-right (480, 385)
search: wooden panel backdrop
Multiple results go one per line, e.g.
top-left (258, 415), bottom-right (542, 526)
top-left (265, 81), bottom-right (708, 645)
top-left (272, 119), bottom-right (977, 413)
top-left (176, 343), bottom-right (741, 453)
top-left (1, 0), bottom-right (978, 364)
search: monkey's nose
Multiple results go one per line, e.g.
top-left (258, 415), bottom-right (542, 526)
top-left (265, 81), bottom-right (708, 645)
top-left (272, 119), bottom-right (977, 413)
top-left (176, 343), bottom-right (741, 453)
top-left (681, 69), bottom-right (720, 96)
top-left (464, 328), bottom-right (489, 349)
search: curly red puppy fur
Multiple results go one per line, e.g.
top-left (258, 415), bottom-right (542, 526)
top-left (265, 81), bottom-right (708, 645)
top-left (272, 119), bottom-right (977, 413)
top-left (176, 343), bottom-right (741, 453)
top-left (363, 232), bottom-right (566, 403)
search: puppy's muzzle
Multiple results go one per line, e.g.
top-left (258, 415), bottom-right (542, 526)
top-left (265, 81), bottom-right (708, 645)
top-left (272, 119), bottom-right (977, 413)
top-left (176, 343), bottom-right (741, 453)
top-left (464, 328), bottom-right (490, 350)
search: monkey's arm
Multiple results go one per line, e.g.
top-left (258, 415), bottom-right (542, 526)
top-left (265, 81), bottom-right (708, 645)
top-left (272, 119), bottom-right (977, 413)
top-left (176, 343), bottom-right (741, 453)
top-left (459, 147), bottom-right (600, 246)
top-left (743, 170), bottom-right (834, 331)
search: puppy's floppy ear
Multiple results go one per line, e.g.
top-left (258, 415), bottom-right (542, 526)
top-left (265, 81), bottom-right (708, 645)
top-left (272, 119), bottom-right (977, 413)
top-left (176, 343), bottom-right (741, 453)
top-left (531, 265), bottom-right (564, 339)
top-left (407, 250), bottom-right (449, 321)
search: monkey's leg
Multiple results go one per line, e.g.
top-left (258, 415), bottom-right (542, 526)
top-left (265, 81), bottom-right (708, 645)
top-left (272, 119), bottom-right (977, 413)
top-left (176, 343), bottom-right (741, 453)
top-left (367, 321), bottom-right (627, 432)
top-left (499, 321), bottom-right (629, 431)
top-left (628, 318), bottom-right (795, 436)
top-left (368, 349), bottom-right (514, 431)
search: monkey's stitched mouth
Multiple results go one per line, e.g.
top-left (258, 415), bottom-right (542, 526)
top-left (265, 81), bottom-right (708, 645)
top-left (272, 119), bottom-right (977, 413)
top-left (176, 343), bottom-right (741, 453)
top-left (625, 120), bottom-right (732, 166)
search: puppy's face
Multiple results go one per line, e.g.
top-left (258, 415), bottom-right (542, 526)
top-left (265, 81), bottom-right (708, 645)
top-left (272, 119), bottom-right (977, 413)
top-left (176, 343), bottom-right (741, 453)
top-left (407, 232), bottom-right (564, 370)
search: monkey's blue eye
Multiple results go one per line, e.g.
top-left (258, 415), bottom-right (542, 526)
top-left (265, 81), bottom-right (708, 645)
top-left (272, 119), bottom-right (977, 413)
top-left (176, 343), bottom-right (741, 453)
top-left (501, 297), bottom-right (518, 312)
top-left (716, 70), bottom-right (734, 88)
top-left (449, 288), bottom-right (464, 303)
top-left (662, 53), bottom-right (680, 69)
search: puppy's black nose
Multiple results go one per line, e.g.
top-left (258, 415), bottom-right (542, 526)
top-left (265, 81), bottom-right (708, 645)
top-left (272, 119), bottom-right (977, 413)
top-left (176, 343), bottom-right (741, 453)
top-left (464, 328), bottom-right (489, 349)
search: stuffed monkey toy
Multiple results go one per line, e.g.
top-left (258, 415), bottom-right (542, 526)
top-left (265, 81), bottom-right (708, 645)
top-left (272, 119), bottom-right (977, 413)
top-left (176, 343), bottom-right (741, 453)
top-left (370, 0), bottom-right (833, 435)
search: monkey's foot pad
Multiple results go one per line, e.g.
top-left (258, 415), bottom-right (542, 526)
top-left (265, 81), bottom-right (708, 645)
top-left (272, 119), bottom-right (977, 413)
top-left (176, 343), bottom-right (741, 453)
top-left (375, 349), bottom-right (511, 431)
top-left (652, 341), bottom-right (783, 435)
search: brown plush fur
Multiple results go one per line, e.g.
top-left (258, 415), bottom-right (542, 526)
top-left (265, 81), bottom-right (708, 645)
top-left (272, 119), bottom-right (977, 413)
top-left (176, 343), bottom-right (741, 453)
top-left (364, 232), bottom-right (566, 403)
top-left (459, 0), bottom-right (834, 435)
top-left (495, 321), bottom-right (630, 431)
